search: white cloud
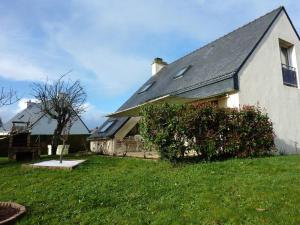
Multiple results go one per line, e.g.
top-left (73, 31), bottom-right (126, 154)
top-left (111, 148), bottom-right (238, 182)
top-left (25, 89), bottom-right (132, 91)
top-left (0, 98), bottom-right (36, 123)
top-left (0, 54), bottom-right (47, 81)
top-left (45, 24), bottom-right (151, 93)
top-left (17, 98), bottom-right (37, 111)
top-left (81, 102), bottom-right (107, 129)
top-left (0, 105), bottom-right (16, 123)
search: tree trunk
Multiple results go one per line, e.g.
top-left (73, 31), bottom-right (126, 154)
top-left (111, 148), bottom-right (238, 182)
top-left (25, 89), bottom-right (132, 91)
top-left (51, 135), bottom-right (59, 156)
top-left (60, 139), bottom-right (65, 163)
top-left (51, 125), bottom-right (63, 156)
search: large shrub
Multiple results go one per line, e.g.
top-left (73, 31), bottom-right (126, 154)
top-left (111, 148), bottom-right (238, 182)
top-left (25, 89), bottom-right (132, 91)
top-left (139, 103), bottom-right (188, 161)
top-left (139, 103), bottom-right (275, 162)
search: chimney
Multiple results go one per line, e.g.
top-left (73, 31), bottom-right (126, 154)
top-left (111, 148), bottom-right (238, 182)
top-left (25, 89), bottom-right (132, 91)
top-left (26, 100), bottom-right (33, 108)
top-left (151, 57), bottom-right (167, 76)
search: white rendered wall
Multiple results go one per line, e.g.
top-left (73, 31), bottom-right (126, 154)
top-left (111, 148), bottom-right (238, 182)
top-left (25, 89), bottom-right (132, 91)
top-left (238, 11), bottom-right (300, 153)
top-left (90, 139), bottom-right (114, 155)
top-left (218, 93), bottom-right (240, 108)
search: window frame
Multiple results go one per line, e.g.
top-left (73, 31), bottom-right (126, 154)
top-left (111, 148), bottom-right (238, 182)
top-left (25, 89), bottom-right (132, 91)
top-left (279, 39), bottom-right (299, 88)
top-left (99, 121), bottom-right (115, 133)
top-left (280, 46), bottom-right (290, 66)
top-left (138, 82), bottom-right (155, 94)
top-left (173, 65), bottom-right (191, 80)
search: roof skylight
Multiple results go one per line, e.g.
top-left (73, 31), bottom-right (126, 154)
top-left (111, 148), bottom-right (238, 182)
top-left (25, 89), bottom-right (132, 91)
top-left (173, 65), bottom-right (191, 79)
top-left (100, 121), bottom-right (115, 132)
top-left (139, 82), bottom-right (155, 93)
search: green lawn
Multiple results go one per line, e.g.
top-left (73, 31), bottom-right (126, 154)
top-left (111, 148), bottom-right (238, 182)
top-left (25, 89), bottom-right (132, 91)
top-left (1, 155), bottom-right (300, 225)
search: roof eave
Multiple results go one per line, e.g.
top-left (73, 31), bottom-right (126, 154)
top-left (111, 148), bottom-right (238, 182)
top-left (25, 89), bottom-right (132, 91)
top-left (107, 95), bottom-right (201, 118)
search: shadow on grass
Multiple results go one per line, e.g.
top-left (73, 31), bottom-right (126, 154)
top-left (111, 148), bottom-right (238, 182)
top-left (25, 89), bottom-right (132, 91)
top-left (166, 153), bottom-right (276, 167)
top-left (0, 157), bottom-right (28, 169)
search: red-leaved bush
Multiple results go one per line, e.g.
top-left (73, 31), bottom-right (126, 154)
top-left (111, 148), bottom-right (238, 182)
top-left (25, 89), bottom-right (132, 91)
top-left (139, 103), bottom-right (275, 162)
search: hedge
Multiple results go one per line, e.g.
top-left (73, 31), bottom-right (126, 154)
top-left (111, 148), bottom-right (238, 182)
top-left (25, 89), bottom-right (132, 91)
top-left (139, 103), bottom-right (275, 162)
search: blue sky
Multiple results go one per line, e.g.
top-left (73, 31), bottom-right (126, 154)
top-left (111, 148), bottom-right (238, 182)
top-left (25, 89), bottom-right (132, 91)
top-left (0, 0), bottom-right (299, 128)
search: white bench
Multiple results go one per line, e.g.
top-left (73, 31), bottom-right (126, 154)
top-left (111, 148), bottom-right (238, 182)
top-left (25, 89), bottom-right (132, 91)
top-left (48, 145), bottom-right (70, 155)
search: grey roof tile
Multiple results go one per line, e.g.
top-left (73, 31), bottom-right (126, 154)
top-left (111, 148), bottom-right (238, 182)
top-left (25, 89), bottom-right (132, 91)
top-left (3, 103), bottom-right (43, 131)
top-left (88, 117), bottom-right (129, 140)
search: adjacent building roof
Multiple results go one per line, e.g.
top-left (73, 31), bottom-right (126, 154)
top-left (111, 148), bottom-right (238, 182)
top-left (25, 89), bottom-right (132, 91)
top-left (3, 102), bottom-right (90, 135)
top-left (88, 117), bottom-right (129, 140)
top-left (89, 6), bottom-right (285, 140)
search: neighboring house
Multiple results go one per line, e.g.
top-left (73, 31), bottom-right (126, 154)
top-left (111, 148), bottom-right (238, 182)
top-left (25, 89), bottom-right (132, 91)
top-left (89, 6), bottom-right (300, 155)
top-left (1, 101), bottom-right (90, 154)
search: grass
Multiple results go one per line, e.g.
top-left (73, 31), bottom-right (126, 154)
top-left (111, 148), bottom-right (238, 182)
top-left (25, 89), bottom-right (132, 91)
top-left (1, 155), bottom-right (300, 225)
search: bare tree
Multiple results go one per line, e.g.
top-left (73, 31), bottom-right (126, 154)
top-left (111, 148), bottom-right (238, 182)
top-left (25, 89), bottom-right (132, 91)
top-left (0, 87), bottom-right (20, 129)
top-left (33, 75), bottom-right (87, 156)
top-left (0, 87), bottom-right (19, 108)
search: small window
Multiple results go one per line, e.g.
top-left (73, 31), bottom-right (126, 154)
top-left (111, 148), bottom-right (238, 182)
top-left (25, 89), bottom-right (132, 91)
top-left (100, 121), bottom-right (114, 132)
top-left (173, 65), bottom-right (191, 79)
top-left (138, 82), bottom-right (154, 93)
top-left (279, 39), bottom-right (298, 88)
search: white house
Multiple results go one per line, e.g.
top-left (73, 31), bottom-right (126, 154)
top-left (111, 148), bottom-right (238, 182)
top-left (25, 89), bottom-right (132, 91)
top-left (89, 6), bottom-right (300, 155)
top-left (1, 101), bottom-right (90, 154)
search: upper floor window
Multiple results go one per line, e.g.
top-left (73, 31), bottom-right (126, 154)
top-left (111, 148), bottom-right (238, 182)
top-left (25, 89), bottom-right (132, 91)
top-left (279, 39), bottom-right (298, 88)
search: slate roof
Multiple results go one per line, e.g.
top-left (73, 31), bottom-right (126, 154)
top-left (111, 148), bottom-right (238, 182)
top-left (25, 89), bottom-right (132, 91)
top-left (88, 117), bottom-right (129, 139)
top-left (89, 6), bottom-right (285, 140)
top-left (3, 102), bottom-right (43, 132)
top-left (3, 102), bottom-right (90, 135)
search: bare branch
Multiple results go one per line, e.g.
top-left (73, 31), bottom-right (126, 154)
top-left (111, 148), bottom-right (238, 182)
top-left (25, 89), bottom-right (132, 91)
top-left (0, 87), bottom-right (20, 108)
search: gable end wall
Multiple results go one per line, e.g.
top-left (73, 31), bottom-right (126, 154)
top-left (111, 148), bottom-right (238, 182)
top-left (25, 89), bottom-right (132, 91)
top-left (238, 11), bottom-right (300, 153)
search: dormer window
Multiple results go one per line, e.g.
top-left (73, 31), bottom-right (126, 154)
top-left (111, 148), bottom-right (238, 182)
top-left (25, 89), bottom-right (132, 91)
top-left (138, 82), bottom-right (155, 93)
top-left (173, 65), bottom-right (191, 79)
top-left (100, 121), bottom-right (115, 133)
top-left (279, 39), bottom-right (298, 88)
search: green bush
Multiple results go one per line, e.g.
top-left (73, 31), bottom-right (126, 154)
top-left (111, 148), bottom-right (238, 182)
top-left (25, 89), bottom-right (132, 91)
top-left (139, 103), bottom-right (275, 162)
top-left (139, 103), bottom-right (187, 161)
